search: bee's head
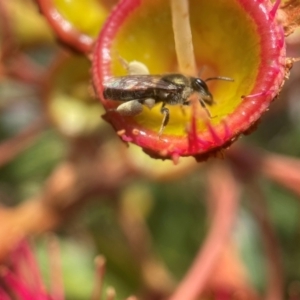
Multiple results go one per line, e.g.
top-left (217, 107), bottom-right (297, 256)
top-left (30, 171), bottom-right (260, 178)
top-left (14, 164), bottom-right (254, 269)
top-left (191, 77), bottom-right (214, 106)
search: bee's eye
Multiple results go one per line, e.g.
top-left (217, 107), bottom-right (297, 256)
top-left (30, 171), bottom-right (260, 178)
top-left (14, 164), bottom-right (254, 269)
top-left (192, 78), bottom-right (209, 93)
top-left (191, 78), bottom-right (214, 105)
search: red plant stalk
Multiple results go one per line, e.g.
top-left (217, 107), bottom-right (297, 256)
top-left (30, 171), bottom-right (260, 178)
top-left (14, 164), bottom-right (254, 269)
top-left (169, 163), bottom-right (240, 300)
top-left (248, 183), bottom-right (284, 300)
top-left (36, 0), bottom-right (94, 54)
top-left (0, 118), bottom-right (46, 167)
top-left (260, 153), bottom-right (300, 197)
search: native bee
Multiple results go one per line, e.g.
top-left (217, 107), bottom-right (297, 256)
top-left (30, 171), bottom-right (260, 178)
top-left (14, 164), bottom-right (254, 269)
top-left (103, 61), bottom-right (233, 135)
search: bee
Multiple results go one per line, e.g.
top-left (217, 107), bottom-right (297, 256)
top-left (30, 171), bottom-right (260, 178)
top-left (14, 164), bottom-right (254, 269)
top-left (103, 61), bottom-right (233, 136)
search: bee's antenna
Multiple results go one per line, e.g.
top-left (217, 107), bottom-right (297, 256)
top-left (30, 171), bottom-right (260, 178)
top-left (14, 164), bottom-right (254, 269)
top-left (117, 55), bottom-right (129, 70)
top-left (205, 76), bottom-right (234, 82)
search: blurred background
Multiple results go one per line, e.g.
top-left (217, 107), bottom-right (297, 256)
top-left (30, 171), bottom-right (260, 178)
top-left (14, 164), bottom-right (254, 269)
top-left (1, 1), bottom-right (300, 299)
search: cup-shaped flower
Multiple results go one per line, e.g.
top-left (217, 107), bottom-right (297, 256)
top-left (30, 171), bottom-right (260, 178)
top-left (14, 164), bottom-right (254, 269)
top-left (93, 0), bottom-right (288, 161)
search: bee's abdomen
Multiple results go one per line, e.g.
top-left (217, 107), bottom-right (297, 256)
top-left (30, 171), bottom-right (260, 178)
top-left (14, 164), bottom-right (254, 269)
top-left (103, 88), bottom-right (156, 101)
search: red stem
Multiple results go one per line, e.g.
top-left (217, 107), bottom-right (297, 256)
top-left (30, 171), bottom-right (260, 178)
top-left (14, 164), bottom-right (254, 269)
top-left (247, 183), bottom-right (284, 300)
top-left (0, 0), bottom-right (15, 60)
top-left (47, 236), bottom-right (64, 300)
top-left (36, 0), bottom-right (94, 54)
top-left (261, 154), bottom-right (300, 197)
top-left (169, 163), bottom-right (240, 300)
top-left (0, 118), bottom-right (46, 167)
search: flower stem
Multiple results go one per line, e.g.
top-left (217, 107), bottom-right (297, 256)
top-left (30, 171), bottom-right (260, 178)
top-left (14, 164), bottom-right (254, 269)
top-left (169, 164), bottom-right (240, 300)
top-left (170, 0), bottom-right (197, 75)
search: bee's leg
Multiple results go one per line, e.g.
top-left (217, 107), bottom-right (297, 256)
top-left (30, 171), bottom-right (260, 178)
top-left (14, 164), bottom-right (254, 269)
top-left (116, 100), bottom-right (143, 116)
top-left (143, 98), bottom-right (156, 109)
top-left (158, 103), bottom-right (169, 136)
top-left (180, 105), bottom-right (186, 116)
top-left (199, 99), bottom-right (212, 118)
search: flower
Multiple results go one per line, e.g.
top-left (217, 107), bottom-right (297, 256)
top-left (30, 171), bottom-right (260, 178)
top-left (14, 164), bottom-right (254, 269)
top-left (0, 239), bottom-right (130, 300)
top-left (36, 0), bottom-right (117, 53)
top-left (92, 0), bottom-right (289, 161)
top-left (0, 241), bottom-right (52, 300)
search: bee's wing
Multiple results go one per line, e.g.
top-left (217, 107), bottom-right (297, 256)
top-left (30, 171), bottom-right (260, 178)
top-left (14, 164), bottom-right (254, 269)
top-left (103, 75), bottom-right (180, 101)
top-left (103, 75), bottom-right (178, 91)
